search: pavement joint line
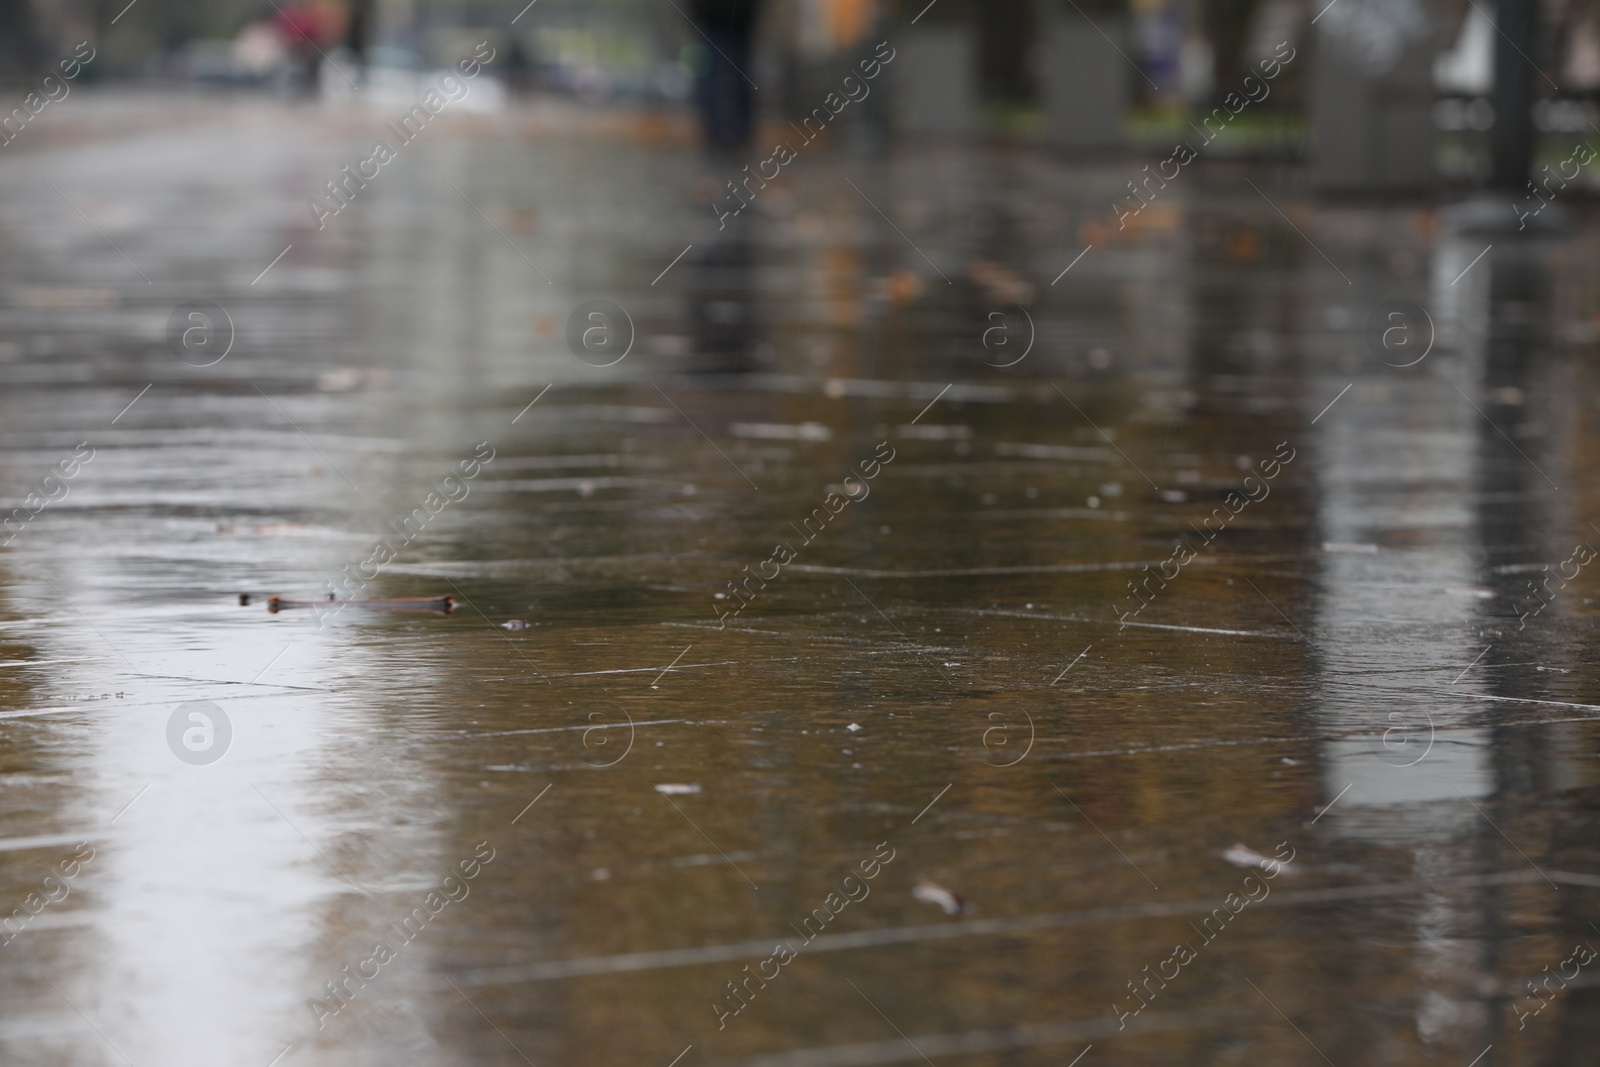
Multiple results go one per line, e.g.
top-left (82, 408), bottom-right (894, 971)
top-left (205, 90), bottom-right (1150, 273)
top-left (1243, 577), bottom-right (1308, 642)
top-left (462, 719), bottom-right (689, 741)
top-left (488, 660), bottom-right (736, 682)
top-left (453, 869), bottom-right (1594, 987)
top-left (843, 578), bottom-right (957, 681)
top-left (442, 578), bottom-right (553, 683)
top-left (722, 1008), bottom-right (1236, 1067)
top-left (1045, 702), bottom-right (1600, 762)
top-left (0, 833), bottom-right (108, 852)
top-left (651, 645), bottom-right (694, 687)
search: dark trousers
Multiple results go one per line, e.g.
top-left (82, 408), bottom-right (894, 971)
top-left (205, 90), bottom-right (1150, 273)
top-left (697, 26), bottom-right (755, 152)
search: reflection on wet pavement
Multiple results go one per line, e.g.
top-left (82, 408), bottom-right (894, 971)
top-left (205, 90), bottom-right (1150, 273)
top-left (3, 92), bottom-right (1600, 1067)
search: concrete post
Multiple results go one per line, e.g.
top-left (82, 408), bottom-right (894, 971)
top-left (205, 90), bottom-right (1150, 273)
top-left (1489, 0), bottom-right (1539, 190)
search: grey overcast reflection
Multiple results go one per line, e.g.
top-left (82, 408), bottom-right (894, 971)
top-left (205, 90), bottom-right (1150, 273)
top-left (3, 0), bottom-right (1600, 1064)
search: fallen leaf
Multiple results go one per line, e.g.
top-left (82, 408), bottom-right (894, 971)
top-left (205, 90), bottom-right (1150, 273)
top-left (913, 880), bottom-right (970, 916)
top-left (1222, 843), bottom-right (1294, 875)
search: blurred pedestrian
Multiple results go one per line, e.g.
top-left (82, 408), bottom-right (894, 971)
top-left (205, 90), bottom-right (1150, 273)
top-left (271, 0), bottom-right (337, 94)
top-left (0, 0), bottom-right (43, 83)
top-left (344, 0), bottom-right (373, 71)
top-left (692, 0), bottom-right (761, 153)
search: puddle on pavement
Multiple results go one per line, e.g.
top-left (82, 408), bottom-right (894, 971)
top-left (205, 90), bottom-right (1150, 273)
top-left (1, 96), bottom-right (1599, 1066)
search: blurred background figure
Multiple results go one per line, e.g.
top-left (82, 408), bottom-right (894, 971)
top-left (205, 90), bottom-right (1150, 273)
top-left (230, 20), bottom-right (290, 86)
top-left (343, 0), bottom-right (373, 72)
top-left (270, 0), bottom-right (341, 95)
top-left (691, 0), bottom-right (762, 152)
top-left (0, 0), bottom-right (42, 83)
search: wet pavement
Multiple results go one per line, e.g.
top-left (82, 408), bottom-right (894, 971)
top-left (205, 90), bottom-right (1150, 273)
top-left (3, 89), bottom-right (1600, 1067)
